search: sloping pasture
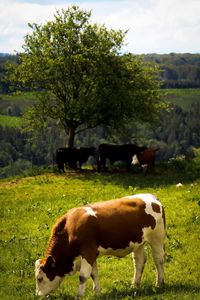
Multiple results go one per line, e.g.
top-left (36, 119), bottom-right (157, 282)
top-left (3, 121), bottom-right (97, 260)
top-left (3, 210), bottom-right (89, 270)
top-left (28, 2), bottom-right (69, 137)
top-left (0, 167), bottom-right (199, 299)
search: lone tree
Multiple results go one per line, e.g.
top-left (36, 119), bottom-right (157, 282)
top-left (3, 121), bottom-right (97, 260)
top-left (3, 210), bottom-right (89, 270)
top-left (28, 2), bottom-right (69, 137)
top-left (10, 6), bottom-right (164, 147)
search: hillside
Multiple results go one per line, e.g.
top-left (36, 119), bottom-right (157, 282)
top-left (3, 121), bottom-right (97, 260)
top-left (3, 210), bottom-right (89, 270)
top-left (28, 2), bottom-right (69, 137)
top-left (0, 166), bottom-right (200, 299)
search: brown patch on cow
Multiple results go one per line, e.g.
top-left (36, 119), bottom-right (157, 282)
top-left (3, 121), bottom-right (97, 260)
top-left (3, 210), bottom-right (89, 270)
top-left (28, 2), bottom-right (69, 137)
top-left (90, 197), bottom-right (156, 249)
top-left (136, 148), bottom-right (156, 173)
top-left (152, 202), bottom-right (161, 213)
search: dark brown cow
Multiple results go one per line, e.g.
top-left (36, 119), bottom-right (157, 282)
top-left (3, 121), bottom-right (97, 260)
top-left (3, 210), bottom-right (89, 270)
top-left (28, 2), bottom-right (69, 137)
top-left (97, 144), bottom-right (145, 172)
top-left (35, 193), bottom-right (165, 298)
top-left (134, 148), bottom-right (157, 173)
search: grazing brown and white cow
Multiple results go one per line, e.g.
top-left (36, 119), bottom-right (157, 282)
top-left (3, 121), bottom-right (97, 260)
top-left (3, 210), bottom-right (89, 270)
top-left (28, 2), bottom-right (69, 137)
top-left (35, 193), bottom-right (166, 298)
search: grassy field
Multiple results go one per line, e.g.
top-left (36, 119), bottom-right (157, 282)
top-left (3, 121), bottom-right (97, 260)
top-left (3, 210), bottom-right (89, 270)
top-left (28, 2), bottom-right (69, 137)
top-left (163, 88), bottom-right (200, 108)
top-left (0, 115), bottom-right (23, 127)
top-left (0, 91), bottom-right (37, 102)
top-left (0, 164), bottom-right (200, 300)
top-left (0, 92), bottom-right (36, 122)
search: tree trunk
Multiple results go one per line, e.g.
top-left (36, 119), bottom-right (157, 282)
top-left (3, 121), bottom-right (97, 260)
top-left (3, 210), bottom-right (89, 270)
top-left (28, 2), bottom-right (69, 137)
top-left (68, 126), bottom-right (76, 148)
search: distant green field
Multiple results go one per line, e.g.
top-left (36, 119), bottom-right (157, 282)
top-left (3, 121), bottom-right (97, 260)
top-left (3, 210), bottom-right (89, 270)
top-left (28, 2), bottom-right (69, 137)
top-left (163, 88), bottom-right (200, 108)
top-left (0, 115), bottom-right (22, 127)
top-left (0, 91), bottom-right (37, 101)
top-left (1, 89), bottom-right (199, 108)
top-left (0, 92), bottom-right (37, 120)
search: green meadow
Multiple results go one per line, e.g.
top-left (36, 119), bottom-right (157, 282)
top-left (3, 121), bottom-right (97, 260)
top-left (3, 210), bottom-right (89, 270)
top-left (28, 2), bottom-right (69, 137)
top-left (0, 91), bottom-right (37, 102)
top-left (163, 88), bottom-right (200, 108)
top-left (0, 115), bottom-right (23, 127)
top-left (0, 161), bottom-right (200, 299)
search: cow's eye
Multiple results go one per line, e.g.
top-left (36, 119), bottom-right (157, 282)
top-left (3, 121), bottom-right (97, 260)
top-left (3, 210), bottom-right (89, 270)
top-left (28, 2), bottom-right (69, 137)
top-left (38, 277), bottom-right (43, 283)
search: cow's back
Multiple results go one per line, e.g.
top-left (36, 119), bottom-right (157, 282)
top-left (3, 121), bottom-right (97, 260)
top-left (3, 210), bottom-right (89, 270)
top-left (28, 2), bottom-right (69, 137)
top-left (67, 194), bottom-right (165, 256)
top-left (98, 144), bottom-right (140, 165)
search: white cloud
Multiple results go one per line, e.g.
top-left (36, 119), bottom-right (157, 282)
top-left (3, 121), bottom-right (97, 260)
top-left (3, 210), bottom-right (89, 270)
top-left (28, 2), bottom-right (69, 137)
top-left (0, 0), bottom-right (200, 54)
top-left (89, 0), bottom-right (200, 53)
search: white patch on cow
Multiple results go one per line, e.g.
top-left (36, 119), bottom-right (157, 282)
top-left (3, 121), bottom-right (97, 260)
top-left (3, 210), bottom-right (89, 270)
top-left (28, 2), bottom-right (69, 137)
top-left (83, 206), bottom-right (97, 218)
top-left (69, 256), bottom-right (81, 275)
top-left (80, 258), bottom-right (93, 275)
top-left (132, 155), bottom-right (139, 165)
top-left (176, 182), bottom-right (183, 188)
top-left (35, 259), bottom-right (42, 269)
top-left (126, 193), bottom-right (162, 221)
top-left (98, 241), bottom-right (142, 258)
top-left (142, 225), bottom-right (157, 240)
top-left (35, 261), bottom-right (63, 297)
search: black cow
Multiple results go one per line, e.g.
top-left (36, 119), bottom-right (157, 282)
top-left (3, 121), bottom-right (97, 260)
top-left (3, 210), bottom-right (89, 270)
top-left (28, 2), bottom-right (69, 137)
top-left (56, 148), bottom-right (78, 172)
top-left (56, 147), bottom-right (96, 172)
top-left (97, 143), bottom-right (145, 172)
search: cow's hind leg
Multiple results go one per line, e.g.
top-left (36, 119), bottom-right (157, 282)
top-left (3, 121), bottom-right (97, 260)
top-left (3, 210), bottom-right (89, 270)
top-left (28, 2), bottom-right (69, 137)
top-left (132, 244), bottom-right (146, 288)
top-left (149, 239), bottom-right (165, 287)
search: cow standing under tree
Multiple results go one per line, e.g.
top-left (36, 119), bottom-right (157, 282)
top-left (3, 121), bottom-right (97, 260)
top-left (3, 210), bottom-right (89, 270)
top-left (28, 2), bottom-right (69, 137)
top-left (56, 147), bottom-right (96, 172)
top-left (35, 193), bottom-right (166, 298)
top-left (97, 144), bottom-right (146, 172)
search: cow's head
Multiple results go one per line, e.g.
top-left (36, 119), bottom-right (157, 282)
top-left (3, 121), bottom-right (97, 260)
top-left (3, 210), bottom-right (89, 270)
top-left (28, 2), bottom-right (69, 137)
top-left (35, 256), bottom-right (64, 297)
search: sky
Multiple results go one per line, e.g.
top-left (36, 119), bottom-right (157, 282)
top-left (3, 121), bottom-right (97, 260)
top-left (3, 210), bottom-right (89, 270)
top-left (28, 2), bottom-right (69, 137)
top-left (0, 0), bottom-right (200, 54)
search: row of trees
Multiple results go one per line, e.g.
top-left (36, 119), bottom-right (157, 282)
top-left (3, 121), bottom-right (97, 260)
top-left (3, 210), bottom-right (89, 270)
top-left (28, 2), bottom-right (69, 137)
top-left (144, 53), bottom-right (200, 88)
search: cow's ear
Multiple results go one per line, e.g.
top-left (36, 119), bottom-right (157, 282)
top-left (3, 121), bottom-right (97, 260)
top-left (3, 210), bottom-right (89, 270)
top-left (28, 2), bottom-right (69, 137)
top-left (45, 255), bottom-right (56, 269)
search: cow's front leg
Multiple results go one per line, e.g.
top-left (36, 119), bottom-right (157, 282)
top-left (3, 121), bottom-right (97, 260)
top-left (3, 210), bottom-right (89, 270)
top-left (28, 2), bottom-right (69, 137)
top-left (76, 258), bottom-right (92, 299)
top-left (91, 261), bottom-right (100, 292)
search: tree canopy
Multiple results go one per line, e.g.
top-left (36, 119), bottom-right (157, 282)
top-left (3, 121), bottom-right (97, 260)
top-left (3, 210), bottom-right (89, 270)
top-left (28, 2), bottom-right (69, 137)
top-left (9, 5), bottom-right (164, 147)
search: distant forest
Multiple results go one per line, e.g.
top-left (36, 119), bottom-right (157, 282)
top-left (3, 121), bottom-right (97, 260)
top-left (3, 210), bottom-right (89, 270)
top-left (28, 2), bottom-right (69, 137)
top-left (0, 53), bottom-right (200, 178)
top-left (1, 53), bottom-right (200, 92)
top-left (143, 53), bottom-right (200, 88)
